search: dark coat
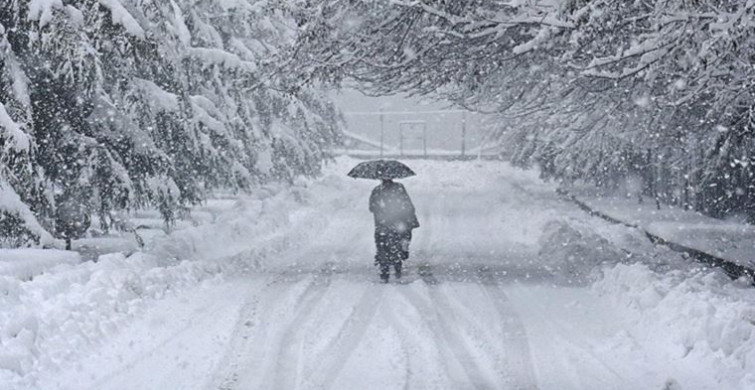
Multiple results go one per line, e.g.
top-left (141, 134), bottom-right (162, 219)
top-left (369, 181), bottom-right (419, 233)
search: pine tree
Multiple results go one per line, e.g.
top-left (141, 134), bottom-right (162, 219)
top-left (0, 0), bottom-right (342, 247)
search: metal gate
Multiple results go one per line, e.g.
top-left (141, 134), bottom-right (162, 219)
top-left (399, 120), bottom-right (427, 157)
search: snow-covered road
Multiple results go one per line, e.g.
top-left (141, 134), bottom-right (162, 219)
top-left (22, 159), bottom-right (755, 390)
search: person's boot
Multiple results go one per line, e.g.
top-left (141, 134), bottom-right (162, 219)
top-left (380, 264), bottom-right (390, 283)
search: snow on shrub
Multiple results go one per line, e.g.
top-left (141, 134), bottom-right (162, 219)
top-left (594, 263), bottom-right (755, 389)
top-left (0, 180), bottom-right (55, 248)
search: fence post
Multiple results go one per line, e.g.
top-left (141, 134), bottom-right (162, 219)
top-left (424, 125), bottom-right (427, 158)
top-left (379, 107), bottom-right (384, 157)
top-left (461, 111), bottom-right (467, 157)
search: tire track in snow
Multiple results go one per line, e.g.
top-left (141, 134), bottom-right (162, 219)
top-left (380, 298), bottom-right (418, 390)
top-left (381, 288), bottom-right (451, 390)
top-left (399, 275), bottom-right (498, 389)
top-left (211, 193), bottom-right (369, 390)
top-left (212, 283), bottom-right (265, 390)
top-left (476, 266), bottom-right (540, 390)
top-left (503, 284), bottom-right (628, 387)
top-left (304, 285), bottom-right (384, 389)
top-left (210, 269), bottom-right (332, 390)
top-left (85, 302), bottom-right (232, 390)
top-left (211, 273), bottom-right (305, 390)
top-left (411, 188), bottom-right (441, 272)
top-left (264, 268), bottom-right (334, 390)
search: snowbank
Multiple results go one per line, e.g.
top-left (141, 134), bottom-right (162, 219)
top-left (0, 249), bottom-right (80, 280)
top-left (538, 218), bottom-right (626, 283)
top-left (571, 192), bottom-right (755, 269)
top-left (148, 175), bottom-right (353, 267)
top-left (594, 263), bottom-right (755, 389)
top-left (536, 186), bottom-right (755, 388)
top-left (0, 159), bottom-right (360, 388)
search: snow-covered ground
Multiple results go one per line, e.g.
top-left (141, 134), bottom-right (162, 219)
top-left (570, 190), bottom-right (755, 269)
top-left (3, 158), bottom-right (755, 390)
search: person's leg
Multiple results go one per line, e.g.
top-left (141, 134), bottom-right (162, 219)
top-left (400, 230), bottom-right (412, 260)
top-left (385, 231), bottom-right (403, 278)
top-left (374, 230), bottom-right (383, 265)
top-left (375, 229), bottom-right (390, 282)
top-left (379, 263), bottom-right (391, 282)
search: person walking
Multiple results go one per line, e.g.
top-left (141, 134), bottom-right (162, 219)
top-left (369, 178), bottom-right (419, 282)
top-left (347, 159), bottom-right (419, 283)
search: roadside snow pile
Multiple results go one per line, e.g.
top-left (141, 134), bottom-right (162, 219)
top-left (149, 174), bottom-right (355, 269)
top-left (538, 218), bottom-right (627, 283)
top-left (0, 252), bottom-right (218, 383)
top-left (0, 249), bottom-right (80, 280)
top-left (0, 168), bottom-right (357, 389)
top-left (594, 264), bottom-right (755, 389)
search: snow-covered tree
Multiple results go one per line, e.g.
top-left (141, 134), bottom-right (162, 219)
top-left (290, 0), bottom-right (755, 221)
top-left (0, 0), bottom-right (341, 247)
top-left (0, 10), bottom-right (54, 246)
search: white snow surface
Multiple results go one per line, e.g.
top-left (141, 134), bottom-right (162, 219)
top-left (0, 250), bottom-right (80, 279)
top-left (573, 192), bottom-right (755, 268)
top-left (0, 102), bottom-right (31, 153)
top-left (170, 0), bottom-right (192, 46)
top-left (185, 48), bottom-right (258, 72)
top-left (98, 0), bottom-right (145, 38)
top-left (131, 79), bottom-right (180, 112)
top-left (27, 0), bottom-right (62, 27)
top-left (0, 180), bottom-right (55, 247)
top-left (2, 157), bottom-right (754, 390)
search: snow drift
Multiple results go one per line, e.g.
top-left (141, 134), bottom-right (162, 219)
top-left (0, 166), bottom-right (358, 388)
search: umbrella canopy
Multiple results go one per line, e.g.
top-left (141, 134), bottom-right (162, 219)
top-left (347, 159), bottom-right (416, 180)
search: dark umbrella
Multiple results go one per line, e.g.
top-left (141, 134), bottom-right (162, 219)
top-left (347, 159), bottom-right (416, 180)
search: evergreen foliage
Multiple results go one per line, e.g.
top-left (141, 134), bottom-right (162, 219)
top-left (0, 0), bottom-right (341, 247)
